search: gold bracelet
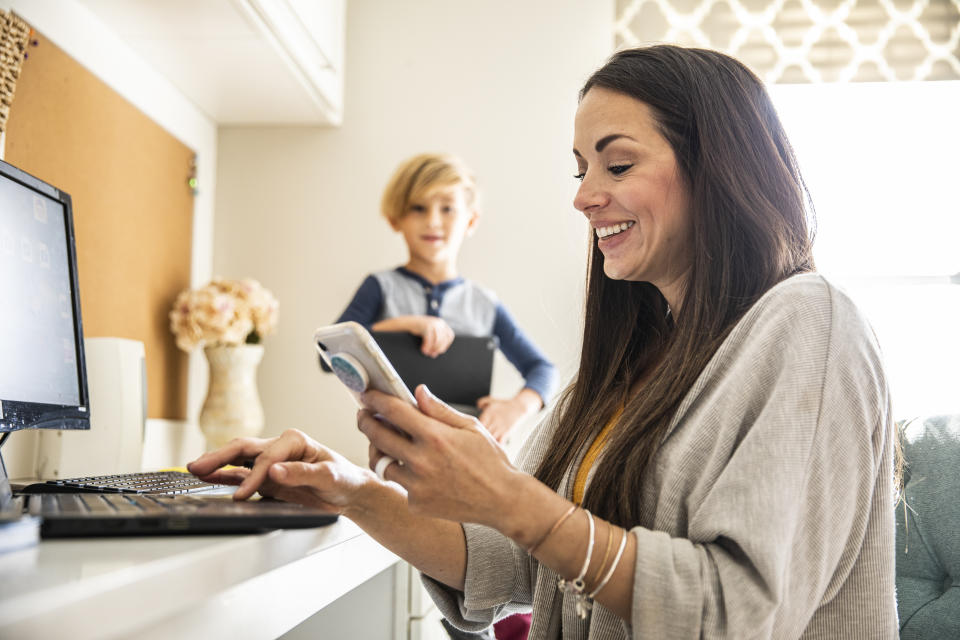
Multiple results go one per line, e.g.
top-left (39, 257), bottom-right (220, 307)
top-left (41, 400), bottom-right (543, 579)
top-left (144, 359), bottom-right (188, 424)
top-left (527, 504), bottom-right (576, 555)
top-left (589, 520), bottom-right (615, 586)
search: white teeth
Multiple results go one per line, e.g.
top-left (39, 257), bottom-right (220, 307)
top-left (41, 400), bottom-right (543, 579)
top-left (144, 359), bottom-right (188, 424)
top-left (595, 221), bottom-right (635, 238)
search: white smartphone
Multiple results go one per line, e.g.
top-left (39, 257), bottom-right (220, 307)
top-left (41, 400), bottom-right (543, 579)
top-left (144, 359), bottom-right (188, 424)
top-left (314, 322), bottom-right (417, 407)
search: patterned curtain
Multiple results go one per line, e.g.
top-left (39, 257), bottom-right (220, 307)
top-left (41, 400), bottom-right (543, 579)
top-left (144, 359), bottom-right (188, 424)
top-left (615, 0), bottom-right (960, 81)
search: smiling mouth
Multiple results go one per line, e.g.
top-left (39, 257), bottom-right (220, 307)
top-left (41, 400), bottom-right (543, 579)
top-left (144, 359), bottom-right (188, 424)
top-left (595, 221), bottom-right (635, 238)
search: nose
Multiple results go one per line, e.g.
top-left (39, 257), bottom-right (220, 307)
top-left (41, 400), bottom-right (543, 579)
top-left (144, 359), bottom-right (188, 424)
top-left (573, 170), bottom-right (606, 217)
top-left (426, 206), bottom-right (443, 227)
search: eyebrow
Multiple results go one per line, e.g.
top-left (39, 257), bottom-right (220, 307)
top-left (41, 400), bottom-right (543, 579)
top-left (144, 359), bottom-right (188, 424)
top-left (572, 133), bottom-right (636, 158)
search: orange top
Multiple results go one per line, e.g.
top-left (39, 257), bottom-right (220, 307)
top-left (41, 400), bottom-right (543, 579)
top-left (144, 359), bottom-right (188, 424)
top-left (572, 407), bottom-right (623, 505)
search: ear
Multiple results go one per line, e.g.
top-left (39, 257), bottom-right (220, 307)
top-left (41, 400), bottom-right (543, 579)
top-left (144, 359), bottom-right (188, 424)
top-left (389, 217), bottom-right (402, 232)
top-left (465, 210), bottom-right (480, 236)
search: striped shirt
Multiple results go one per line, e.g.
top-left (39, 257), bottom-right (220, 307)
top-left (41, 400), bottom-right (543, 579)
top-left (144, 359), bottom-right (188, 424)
top-left (337, 267), bottom-right (558, 404)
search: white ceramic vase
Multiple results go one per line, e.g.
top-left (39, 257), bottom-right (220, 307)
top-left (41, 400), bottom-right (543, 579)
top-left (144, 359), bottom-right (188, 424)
top-left (198, 344), bottom-right (265, 450)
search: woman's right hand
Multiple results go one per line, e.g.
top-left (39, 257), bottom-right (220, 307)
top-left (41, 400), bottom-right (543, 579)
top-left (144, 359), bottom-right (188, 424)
top-left (358, 385), bottom-right (526, 529)
top-left (187, 429), bottom-right (377, 513)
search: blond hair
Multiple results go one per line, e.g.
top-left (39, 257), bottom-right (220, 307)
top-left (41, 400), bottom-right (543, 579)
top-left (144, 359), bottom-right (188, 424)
top-left (380, 153), bottom-right (478, 224)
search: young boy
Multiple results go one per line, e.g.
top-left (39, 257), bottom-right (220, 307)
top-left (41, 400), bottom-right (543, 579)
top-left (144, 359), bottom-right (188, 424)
top-left (337, 153), bottom-right (558, 443)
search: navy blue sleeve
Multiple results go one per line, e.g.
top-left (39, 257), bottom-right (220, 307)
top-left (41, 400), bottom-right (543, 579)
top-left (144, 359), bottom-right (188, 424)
top-left (336, 275), bottom-right (383, 329)
top-left (492, 303), bottom-right (559, 406)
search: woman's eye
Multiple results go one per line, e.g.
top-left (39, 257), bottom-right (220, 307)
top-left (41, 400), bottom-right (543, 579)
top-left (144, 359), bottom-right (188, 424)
top-left (573, 171), bottom-right (585, 181)
top-left (609, 164), bottom-right (632, 176)
top-left (409, 205), bottom-right (425, 213)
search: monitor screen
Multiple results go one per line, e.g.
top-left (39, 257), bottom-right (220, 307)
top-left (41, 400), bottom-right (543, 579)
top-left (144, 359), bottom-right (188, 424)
top-left (0, 160), bottom-right (89, 432)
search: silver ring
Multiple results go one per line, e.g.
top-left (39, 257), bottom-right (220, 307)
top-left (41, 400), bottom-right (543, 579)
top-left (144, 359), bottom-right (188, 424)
top-left (374, 455), bottom-right (398, 480)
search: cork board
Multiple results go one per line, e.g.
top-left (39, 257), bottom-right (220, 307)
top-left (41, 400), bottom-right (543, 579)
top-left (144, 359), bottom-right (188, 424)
top-left (4, 30), bottom-right (194, 420)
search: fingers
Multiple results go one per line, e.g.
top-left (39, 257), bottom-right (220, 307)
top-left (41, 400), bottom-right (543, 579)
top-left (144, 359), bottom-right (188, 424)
top-left (232, 429), bottom-right (318, 500)
top-left (269, 460), bottom-right (326, 487)
top-left (373, 454), bottom-right (396, 480)
top-left (367, 442), bottom-right (380, 470)
top-left (477, 408), bottom-right (493, 428)
top-left (378, 455), bottom-right (412, 485)
top-left (260, 464), bottom-right (342, 513)
top-left (188, 437), bottom-right (270, 477)
top-left (360, 388), bottom-right (428, 427)
top-left (366, 441), bottom-right (398, 482)
top-left (435, 323), bottom-right (454, 354)
top-left (193, 466), bottom-right (250, 486)
top-left (357, 409), bottom-right (417, 463)
top-left (419, 319), bottom-right (454, 357)
top-left (476, 396), bottom-right (493, 410)
top-left (476, 405), bottom-right (506, 440)
top-left (486, 419), bottom-right (511, 444)
top-left (358, 387), bottom-right (477, 469)
top-left (420, 327), bottom-right (439, 357)
top-left (414, 385), bottom-right (476, 429)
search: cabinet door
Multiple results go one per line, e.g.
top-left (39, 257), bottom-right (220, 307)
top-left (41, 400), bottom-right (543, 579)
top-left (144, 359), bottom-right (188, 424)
top-left (409, 562), bottom-right (436, 618)
top-left (409, 606), bottom-right (448, 640)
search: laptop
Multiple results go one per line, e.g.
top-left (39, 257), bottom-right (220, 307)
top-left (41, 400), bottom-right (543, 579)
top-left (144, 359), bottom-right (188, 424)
top-left (0, 158), bottom-right (337, 537)
top-left (371, 331), bottom-right (498, 417)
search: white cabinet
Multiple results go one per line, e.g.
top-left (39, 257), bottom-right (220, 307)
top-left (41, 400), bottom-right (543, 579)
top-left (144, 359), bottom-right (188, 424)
top-left (396, 561), bottom-right (449, 640)
top-left (234, 0), bottom-right (345, 124)
top-left (410, 607), bottom-right (449, 640)
top-left (75, 0), bottom-right (346, 125)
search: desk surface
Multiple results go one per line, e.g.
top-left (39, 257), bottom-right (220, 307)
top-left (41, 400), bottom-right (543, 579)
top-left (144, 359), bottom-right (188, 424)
top-left (0, 518), bottom-right (399, 640)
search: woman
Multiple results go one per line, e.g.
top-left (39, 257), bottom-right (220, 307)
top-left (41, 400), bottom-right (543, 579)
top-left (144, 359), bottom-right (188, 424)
top-left (189, 45), bottom-right (897, 638)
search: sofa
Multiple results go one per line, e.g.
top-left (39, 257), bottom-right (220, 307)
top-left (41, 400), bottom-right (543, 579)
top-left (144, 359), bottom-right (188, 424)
top-left (895, 414), bottom-right (960, 637)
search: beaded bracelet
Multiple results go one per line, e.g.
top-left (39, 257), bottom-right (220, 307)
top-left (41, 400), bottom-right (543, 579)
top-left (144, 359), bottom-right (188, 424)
top-left (527, 504), bottom-right (576, 556)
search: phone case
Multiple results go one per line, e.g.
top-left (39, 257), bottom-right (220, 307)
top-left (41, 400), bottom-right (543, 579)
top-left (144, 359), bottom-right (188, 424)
top-left (314, 322), bottom-right (417, 407)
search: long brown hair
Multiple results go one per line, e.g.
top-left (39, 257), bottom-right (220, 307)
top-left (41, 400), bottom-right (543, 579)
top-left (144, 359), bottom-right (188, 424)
top-left (534, 46), bottom-right (816, 527)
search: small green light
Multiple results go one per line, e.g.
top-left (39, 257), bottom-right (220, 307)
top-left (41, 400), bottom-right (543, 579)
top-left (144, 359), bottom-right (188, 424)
top-left (188, 178), bottom-right (198, 188)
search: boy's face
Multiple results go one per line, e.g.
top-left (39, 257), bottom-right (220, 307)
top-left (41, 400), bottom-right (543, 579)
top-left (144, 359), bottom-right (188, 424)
top-left (392, 184), bottom-right (479, 269)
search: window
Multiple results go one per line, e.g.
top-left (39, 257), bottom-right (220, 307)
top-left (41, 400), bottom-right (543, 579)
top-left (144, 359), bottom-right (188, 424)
top-left (769, 81), bottom-right (960, 420)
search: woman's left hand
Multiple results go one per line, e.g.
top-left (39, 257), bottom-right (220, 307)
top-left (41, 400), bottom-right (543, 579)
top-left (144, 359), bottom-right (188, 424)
top-left (187, 429), bottom-right (374, 512)
top-left (358, 385), bottom-right (523, 527)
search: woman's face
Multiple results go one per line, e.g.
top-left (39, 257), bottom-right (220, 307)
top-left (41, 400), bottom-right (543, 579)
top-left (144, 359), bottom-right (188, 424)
top-left (573, 87), bottom-right (693, 310)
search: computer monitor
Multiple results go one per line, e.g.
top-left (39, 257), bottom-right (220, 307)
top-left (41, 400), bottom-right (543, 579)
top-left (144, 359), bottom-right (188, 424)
top-left (0, 159), bottom-right (89, 434)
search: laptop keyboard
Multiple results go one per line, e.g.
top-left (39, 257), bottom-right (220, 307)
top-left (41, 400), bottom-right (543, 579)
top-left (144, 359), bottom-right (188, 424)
top-left (23, 493), bottom-right (232, 516)
top-left (23, 492), bottom-right (315, 517)
top-left (25, 471), bottom-right (231, 495)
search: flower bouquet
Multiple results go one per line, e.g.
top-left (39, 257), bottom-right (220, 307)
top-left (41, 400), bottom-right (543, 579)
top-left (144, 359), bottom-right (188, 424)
top-left (168, 278), bottom-right (278, 448)
top-left (169, 278), bottom-right (278, 352)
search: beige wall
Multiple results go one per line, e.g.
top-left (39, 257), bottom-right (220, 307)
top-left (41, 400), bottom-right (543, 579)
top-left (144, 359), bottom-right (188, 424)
top-left (213, 0), bottom-right (615, 463)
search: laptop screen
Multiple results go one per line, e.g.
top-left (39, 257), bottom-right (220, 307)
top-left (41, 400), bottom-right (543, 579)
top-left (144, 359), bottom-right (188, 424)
top-left (0, 160), bottom-right (89, 432)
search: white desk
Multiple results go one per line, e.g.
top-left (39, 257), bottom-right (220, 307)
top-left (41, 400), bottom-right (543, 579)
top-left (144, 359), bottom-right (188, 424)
top-left (0, 518), bottom-right (400, 639)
